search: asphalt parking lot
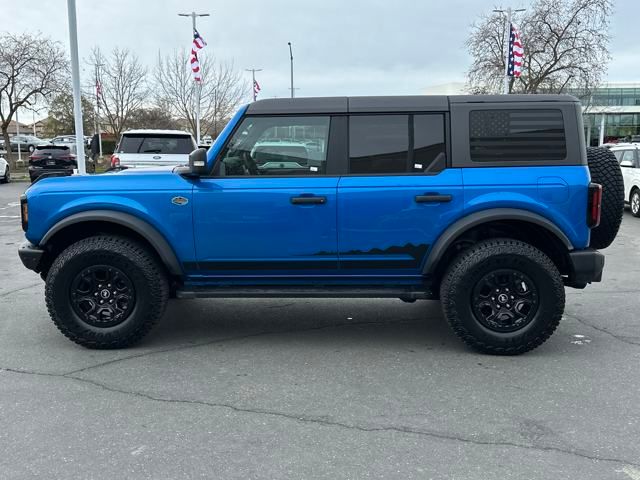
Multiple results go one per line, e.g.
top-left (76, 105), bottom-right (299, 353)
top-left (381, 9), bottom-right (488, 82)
top-left (1, 180), bottom-right (639, 479)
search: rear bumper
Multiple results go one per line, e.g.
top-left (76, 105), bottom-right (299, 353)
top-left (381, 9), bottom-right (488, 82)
top-left (567, 249), bottom-right (605, 287)
top-left (18, 241), bottom-right (44, 272)
top-left (29, 168), bottom-right (74, 183)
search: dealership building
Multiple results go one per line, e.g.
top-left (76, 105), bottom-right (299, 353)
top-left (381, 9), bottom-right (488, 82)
top-left (578, 83), bottom-right (640, 146)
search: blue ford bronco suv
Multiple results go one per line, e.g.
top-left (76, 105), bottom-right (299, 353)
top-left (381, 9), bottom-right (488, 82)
top-left (18, 95), bottom-right (625, 354)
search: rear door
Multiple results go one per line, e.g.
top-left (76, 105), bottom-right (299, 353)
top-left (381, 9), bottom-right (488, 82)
top-left (337, 113), bottom-right (463, 277)
top-left (117, 133), bottom-right (196, 167)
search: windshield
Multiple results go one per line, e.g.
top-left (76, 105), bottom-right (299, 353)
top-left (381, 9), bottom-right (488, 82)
top-left (118, 134), bottom-right (195, 154)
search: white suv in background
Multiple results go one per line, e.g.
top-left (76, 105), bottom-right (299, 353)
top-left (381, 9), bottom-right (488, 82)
top-left (611, 144), bottom-right (640, 217)
top-left (111, 129), bottom-right (197, 169)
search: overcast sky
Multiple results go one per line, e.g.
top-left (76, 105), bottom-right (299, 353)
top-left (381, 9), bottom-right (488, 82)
top-left (3, 0), bottom-right (638, 106)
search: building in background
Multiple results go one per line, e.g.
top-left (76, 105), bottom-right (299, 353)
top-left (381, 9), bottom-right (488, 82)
top-left (5, 120), bottom-right (29, 135)
top-left (577, 83), bottom-right (640, 146)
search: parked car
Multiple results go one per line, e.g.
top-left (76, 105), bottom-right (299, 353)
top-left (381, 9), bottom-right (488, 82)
top-left (611, 143), bottom-right (640, 217)
top-left (50, 135), bottom-right (96, 161)
top-left (28, 145), bottom-right (78, 183)
top-left (1, 135), bottom-right (48, 153)
top-left (0, 155), bottom-right (9, 183)
top-left (110, 129), bottom-right (197, 169)
top-left (18, 95), bottom-right (624, 354)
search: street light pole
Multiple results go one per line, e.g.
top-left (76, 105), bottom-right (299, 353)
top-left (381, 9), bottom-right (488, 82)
top-left (245, 68), bottom-right (263, 102)
top-left (66, 0), bottom-right (86, 174)
top-left (493, 7), bottom-right (526, 95)
top-left (178, 11), bottom-right (209, 144)
top-left (288, 42), bottom-right (295, 99)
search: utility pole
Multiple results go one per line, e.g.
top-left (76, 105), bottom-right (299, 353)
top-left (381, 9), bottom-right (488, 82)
top-left (288, 42), bottom-right (295, 98)
top-left (493, 7), bottom-right (525, 95)
top-left (94, 62), bottom-right (104, 158)
top-left (178, 11), bottom-right (209, 145)
top-left (245, 68), bottom-right (263, 102)
top-left (66, 0), bottom-right (86, 174)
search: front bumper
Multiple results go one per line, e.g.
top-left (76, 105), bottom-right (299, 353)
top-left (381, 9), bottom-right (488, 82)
top-left (18, 241), bottom-right (44, 272)
top-left (567, 249), bottom-right (605, 287)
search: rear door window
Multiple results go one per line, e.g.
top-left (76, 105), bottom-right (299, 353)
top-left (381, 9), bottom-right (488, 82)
top-left (348, 114), bottom-right (446, 174)
top-left (118, 135), bottom-right (195, 154)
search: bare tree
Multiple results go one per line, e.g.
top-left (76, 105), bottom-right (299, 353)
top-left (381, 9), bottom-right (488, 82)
top-left (154, 50), bottom-right (245, 138)
top-left (0, 33), bottom-right (68, 165)
top-left (466, 0), bottom-right (612, 95)
top-left (91, 47), bottom-right (148, 138)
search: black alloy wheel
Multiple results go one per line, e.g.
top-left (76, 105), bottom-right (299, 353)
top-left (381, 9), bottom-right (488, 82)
top-left (471, 269), bottom-right (539, 333)
top-left (70, 265), bottom-right (136, 328)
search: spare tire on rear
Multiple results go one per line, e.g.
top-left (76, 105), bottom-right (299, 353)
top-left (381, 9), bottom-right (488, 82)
top-left (587, 147), bottom-right (624, 249)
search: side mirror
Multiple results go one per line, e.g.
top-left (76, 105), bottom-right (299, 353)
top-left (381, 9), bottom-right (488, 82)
top-left (188, 148), bottom-right (209, 176)
top-left (620, 160), bottom-right (634, 168)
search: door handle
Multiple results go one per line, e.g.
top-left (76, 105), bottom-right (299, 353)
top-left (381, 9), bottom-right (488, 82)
top-left (291, 196), bottom-right (327, 205)
top-left (415, 194), bottom-right (453, 203)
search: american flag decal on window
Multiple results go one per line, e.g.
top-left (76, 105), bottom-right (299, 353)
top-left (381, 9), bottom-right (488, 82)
top-left (508, 23), bottom-right (524, 78)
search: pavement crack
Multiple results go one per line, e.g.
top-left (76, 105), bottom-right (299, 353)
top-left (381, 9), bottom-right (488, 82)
top-left (565, 313), bottom-right (640, 347)
top-left (0, 282), bottom-right (41, 298)
top-left (65, 319), bottom-right (420, 375)
top-left (2, 366), bottom-right (638, 469)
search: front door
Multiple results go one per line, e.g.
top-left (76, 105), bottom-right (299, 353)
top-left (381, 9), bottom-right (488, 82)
top-left (337, 113), bottom-right (463, 277)
top-left (192, 115), bottom-right (340, 278)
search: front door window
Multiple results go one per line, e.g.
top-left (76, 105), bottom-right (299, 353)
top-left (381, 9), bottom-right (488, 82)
top-left (219, 116), bottom-right (330, 176)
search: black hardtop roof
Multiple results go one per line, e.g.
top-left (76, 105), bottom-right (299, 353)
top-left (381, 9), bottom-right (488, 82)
top-left (246, 94), bottom-right (580, 115)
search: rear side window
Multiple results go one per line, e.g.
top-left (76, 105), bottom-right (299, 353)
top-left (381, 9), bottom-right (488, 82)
top-left (469, 109), bottom-right (566, 162)
top-left (118, 134), bottom-right (195, 154)
top-left (349, 114), bottom-right (445, 174)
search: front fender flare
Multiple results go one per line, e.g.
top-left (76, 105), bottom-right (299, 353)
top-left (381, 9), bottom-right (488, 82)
top-left (40, 210), bottom-right (183, 276)
top-left (422, 208), bottom-right (573, 275)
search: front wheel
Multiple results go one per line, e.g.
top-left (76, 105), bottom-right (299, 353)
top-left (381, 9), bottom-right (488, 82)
top-left (440, 239), bottom-right (565, 355)
top-left (631, 190), bottom-right (640, 218)
top-left (45, 236), bottom-right (169, 349)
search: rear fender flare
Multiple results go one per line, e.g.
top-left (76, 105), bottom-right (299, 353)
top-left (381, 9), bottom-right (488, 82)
top-left (423, 208), bottom-right (573, 275)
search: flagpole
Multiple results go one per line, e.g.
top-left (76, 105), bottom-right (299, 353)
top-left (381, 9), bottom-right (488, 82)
top-left (66, 0), bottom-right (86, 174)
top-left (178, 11), bottom-right (210, 144)
top-left (503, 7), bottom-right (511, 95)
top-left (245, 68), bottom-right (263, 102)
top-left (196, 83), bottom-right (202, 145)
top-left (494, 7), bottom-right (526, 95)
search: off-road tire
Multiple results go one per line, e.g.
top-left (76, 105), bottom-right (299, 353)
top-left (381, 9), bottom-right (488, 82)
top-left (630, 189), bottom-right (640, 218)
top-left (45, 235), bottom-right (169, 349)
top-left (587, 147), bottom-right (624, 249)
top-left (440, 239), bottom-right (565, 355)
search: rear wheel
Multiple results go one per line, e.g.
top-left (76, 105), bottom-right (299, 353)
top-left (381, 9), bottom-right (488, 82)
top-left (587, 147), bottom-right (624, 249)
top-left (631, 189), bottom-right (640, 218)
top-left (0, 167), bottom-right (8, 184)
top-left (45, 235), bottom-right (169, 349)
top-left (440, 239), bottom-right (565, 355)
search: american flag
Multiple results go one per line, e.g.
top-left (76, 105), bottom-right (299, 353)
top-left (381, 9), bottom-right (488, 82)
top-left (253, 79), bottom-right (261, 98)
top-left (508, 23), bottom-right (524, 78)
top-left (190, 30), bottom-right (207, 83)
